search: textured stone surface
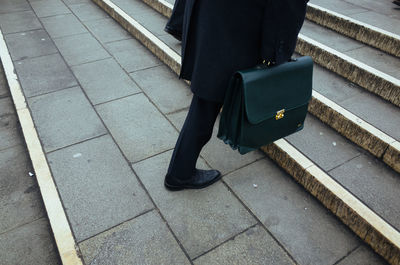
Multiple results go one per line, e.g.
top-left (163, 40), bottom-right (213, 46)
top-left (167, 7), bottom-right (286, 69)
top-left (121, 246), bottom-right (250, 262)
top-left (48, 135), bottom-right (154, 242)
top-left (53, 32), bottom-right (110, 66)
top-left (96, 93), bottom-right (178, 162)
top-left (132, 150), bottom-right (257, 259)
top-left (337, 245), bottom-right (388, 265)
top-left (84, 18), bottom-right (132, 43)
top-left (194, 225), bottom-right (294, 265)
top-left (349, 11), bottom-right (400, 35)
top-left (224, 159), bottom-right (360, 265)
top-left (4, 30), bottom-right (57, 61)
top-left (72, 58), bottom-right (140, 104)
top-left (69, 1), bottom-right (108, 22)
top-left (130, 65), bottom-right (191, 113)
top-left (0, 97), bottom-right (22, 151)
top-left (330, 154), bottom-right (400, 230)
top-left (0, 66), bottom-right (8, 98)
top-left (0, 145), bottom-right (45, 233)
top-left (15, 53), bottom-right (77, 97)
top-left (112, 0), bottom-right (153, 16)
top-left (309, 0), bottom-right (368, 15)
top-left (130, 7), bottom-right (168, 36)
top-left (0, 10), bottom-right (41, 34)
top-left (30, 0), bottom-right (70, 18)
top-left (0, 218), bottom-right (61, 265)
top-left (28, 86), bottom-right (106, 152)
top-left (286, 115), bottom-right (361, 171)
top-left (167, 110), bottom-right (264, 175)
top-left (79, 210), bottom-right (190, 265)
top-left (0, 0), bottom-right (31, 14)
top-left (105, 38), bottom-right (161, 73)
top-left (41, 13), bottom-right (87, 39)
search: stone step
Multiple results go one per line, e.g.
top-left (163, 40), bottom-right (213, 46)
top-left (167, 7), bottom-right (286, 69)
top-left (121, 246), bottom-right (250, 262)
top-left (306, 3), bottom-right (400, 58)
top-left (91, 0), bottom-right (400, 263)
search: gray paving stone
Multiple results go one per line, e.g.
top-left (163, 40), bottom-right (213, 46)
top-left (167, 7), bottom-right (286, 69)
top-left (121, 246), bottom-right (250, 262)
top-left (345, 0), bottom-right (400, 20)
top-left (28, 86), bottom-right (106, 152)
top-left (0, 97), bottom-right (22, 151)
top-left (84, 18), bottom-right (132, 44)
top-left (0, 10), bottom-right (42, 34)
top-left (194, 225), bottom-right (293, 265)
top-left (349, 11), bottom-right (400, 35)
top-left (96, 93), bottom-right (178, 162)
top-left (30, 0), bottom-right (70, 18)
top-left (53, 32), bottom-right (110, 66)
top-left (344, 46), bottom-right (400, 80)
top-left (0, 0), bottom-right (31, 14)
top-left (41, 13), bottom-right (87, 39)
top-left (132, 150), bottom-right (257, 259)
top-left (105, 38), bottom-right (161, 73)
top-left (309, 0), bottom-right (368, 15)
top-left (69, 2), bottom-right (109, 22)
top-left (224, 159), bottom-right (360, 265)
top-left (130, 66), bottom-right (191, 113)
top-left (72, 58), bottom-right (140, 105)
top-left (159, 34), bottom-right (181, 54)
top-left (300, 20), bottom-right (364, 52)
top-left (63, 0), bottom-right (90, 5)
top-left (0, 66), bottom-right (8, 99)
top-left (337, 245), bottom-right (388, 265)
top-left (4, 29), bottom-right (57, 61)
top-left (15, 53), bottom-right (77, 97)
top-left (79, 210), bottom-right (190, 265)
top-left (285, 115), bottom-right (361, 171)
top-left (48, 135), bottom-right (153, 242)
top-left (330, 154), bottom-right (400, 231)
top-left (0, 145), bottom-right (45, 233)
top-left (112, 0), bottom-right (153, 16)
top-left (0, 218), bottom-right (61, 265)
top-left (167, 110), bottom-right (265, 175)
top-left (134, 9), bottom-right (169, 37)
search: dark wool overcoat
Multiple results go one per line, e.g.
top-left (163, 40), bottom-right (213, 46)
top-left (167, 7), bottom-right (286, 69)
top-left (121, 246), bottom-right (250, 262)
top-left (179, 0), bottom-right (309, 103)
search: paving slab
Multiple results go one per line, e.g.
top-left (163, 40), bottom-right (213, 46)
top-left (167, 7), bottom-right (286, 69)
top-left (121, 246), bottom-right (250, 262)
top-left (79, 210), bottom-right (190, 265)
top-left (300, 20), bottom-right (364, 52)
top-left (349, 11), bottom-right (400, 35)
top-left (159, 34), bottom-right (181, 54)
top-left (132, 150), bottom-right (257, 259)
top-left (96, 93), bottom-right (178, 162)
top-left (309, 0), bottom-right (368, 15)
top-left (69, 1), bottom-right (109, 22)
top-left (130, 65), bottom-right (192, 114)
top-left (54, 32), bottom-right (110, 66)
top-left (47, 134), bottom-right (154, 242)
top-left (344, 0), bottom-right (400, 20)
top-left (0, 218), bottom-right (61, 265)
top-left (0, 97), bottom-right (22, 151)
top-left (133, 8), bottom-right (169, 37)
top-left (167, 110), bottom-right (265, 175)
top-left (194, 225), bottom-right (293, 265)
top-left (15, 53), bottom-right (77, 97)
top-left (0, 0), bottom-right (31, 14)
top-left (285, 115), bottom-right (361, 171)
top-left (63, 0), bottom-right (90, 5)
top-left (4, 29), bottom-right (58, 61)
top-left (0, 65), bottom-right (8, 98)
top-left (105, 38), bottom-right (161, 73)
top-left (84, 17), bottom-right (132, 44)
top-left (30, 0), bottom-right (70, 18)
top-left (72, 58), bottom-right (140, 104)
top-left (0, 144), bottom-right (45, 233)
top-left (224, 159), bottom-right (360, 265)
top-left (41, 13), bottom-right (87, 39)
top-left (330, 154), bottom-right (400, 230)
top-left (0, 10), bottom-right (42, 34)
top-left (337, 245), bottom-right (388, 265)
top-left (112, 0), bottom-right (154, 16)
top-left (28, 86), bottom-right (106, 152)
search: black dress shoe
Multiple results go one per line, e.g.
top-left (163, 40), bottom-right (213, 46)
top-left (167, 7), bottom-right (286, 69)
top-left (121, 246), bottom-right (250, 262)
top-left (164, 169), bottom-right (222, 191)
top-left (164, 26), bottom-right (182, 41)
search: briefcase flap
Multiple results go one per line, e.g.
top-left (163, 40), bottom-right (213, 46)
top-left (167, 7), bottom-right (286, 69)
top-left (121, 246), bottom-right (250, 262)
top-left (238, 56), bottom-right (313, 125)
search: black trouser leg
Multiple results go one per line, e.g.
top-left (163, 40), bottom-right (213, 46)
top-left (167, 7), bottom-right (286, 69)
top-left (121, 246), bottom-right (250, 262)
top-left (167, 95), bottom-right (222, 181)
top-left (165, 0), bottom-right (185, 34)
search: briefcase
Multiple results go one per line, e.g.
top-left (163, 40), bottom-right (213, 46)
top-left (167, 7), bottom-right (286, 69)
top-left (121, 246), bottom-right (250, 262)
top-left (217, 56), bottom-right (313, 154)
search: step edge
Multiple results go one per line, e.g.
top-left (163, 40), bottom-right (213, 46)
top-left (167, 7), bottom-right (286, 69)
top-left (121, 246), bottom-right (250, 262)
top-left (92, 0), bottom-right (400, 263)
top-left (0, 30), bottom-right (83, 265)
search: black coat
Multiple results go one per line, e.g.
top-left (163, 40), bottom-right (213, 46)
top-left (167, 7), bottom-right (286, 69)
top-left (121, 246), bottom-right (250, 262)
top-left (179, 0), bottom-right (309, 103)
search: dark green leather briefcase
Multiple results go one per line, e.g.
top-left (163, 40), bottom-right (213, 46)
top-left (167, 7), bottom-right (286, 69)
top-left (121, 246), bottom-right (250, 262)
top-left (217, 56), bottom-right (313, 154)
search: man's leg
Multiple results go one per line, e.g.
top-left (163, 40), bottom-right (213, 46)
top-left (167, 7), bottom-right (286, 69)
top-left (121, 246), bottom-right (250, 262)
top-left (165, 95), bottom-right (222, 190)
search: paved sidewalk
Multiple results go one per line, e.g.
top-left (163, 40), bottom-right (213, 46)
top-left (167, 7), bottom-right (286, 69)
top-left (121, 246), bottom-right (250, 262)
top-left (0, 62), bottom-right (60, 264)
top-left (0, 0), bottom-right (391, 264)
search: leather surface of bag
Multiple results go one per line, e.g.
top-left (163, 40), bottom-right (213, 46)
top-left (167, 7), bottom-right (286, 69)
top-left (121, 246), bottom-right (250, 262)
top-left (217, 56), bottom-right (313, 154)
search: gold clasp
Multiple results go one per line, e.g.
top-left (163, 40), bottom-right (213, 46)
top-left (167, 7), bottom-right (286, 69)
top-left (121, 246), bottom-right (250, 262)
top-left (275, 109), bottom-right (285, 120)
